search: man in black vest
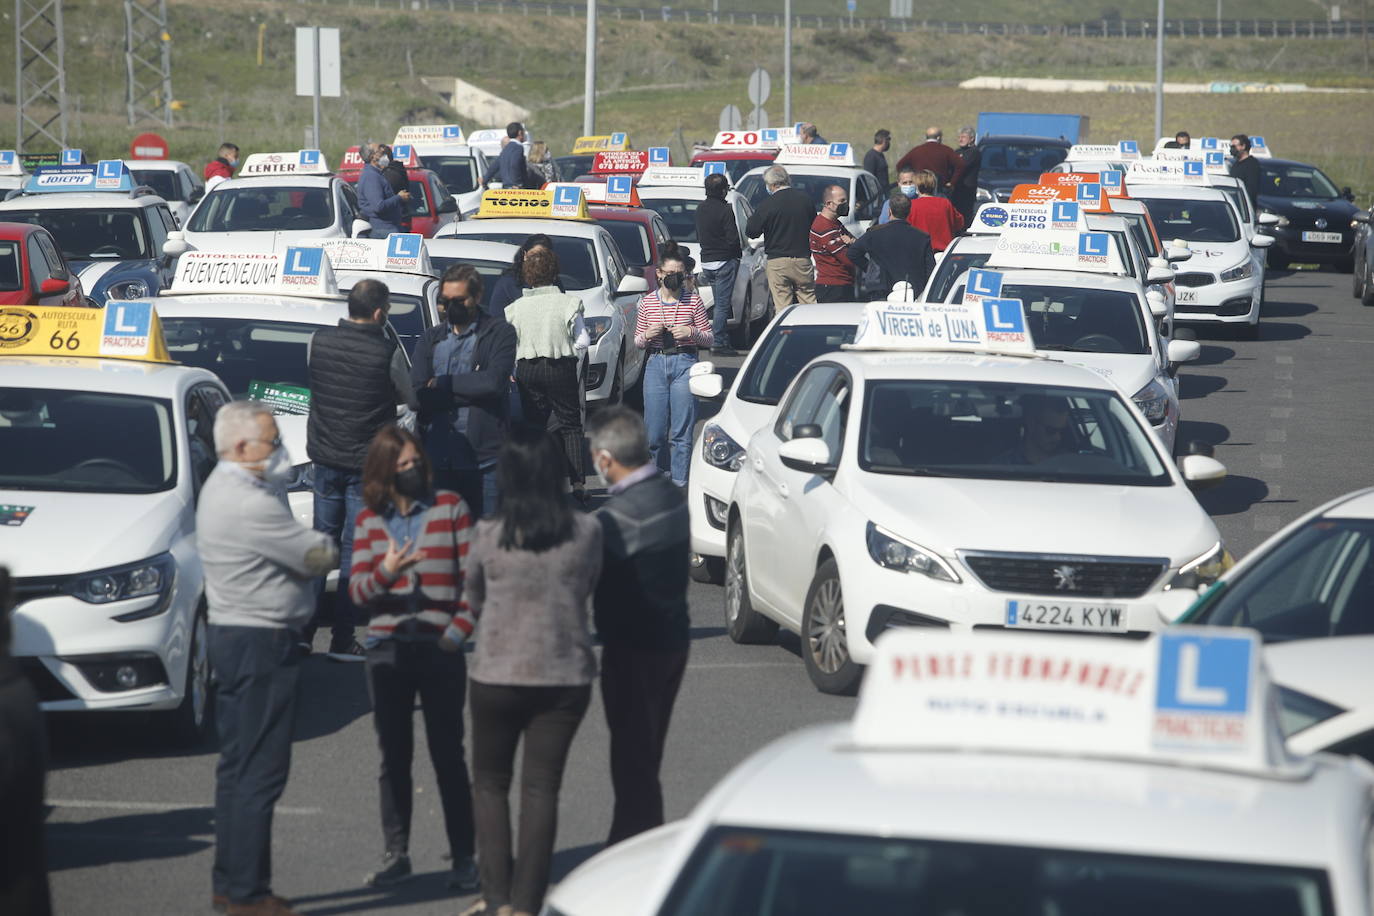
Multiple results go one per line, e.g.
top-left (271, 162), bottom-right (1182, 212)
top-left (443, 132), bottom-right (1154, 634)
top-left (305, 279), bottom-right (416, 661)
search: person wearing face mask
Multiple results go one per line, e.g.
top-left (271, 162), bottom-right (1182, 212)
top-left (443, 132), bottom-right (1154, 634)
top-left (906, 169), bottom-right (965, 253)
top-left (347, 426), bottom-right (480, 893)
top-left (197, 401), bottom-right (339, 916)
top-left (204, 142), bottom-right (239, 191)
top-left (877, 165), bottom-right (920, 224)
top-left (356, 140), bottom-right (411, 238)
top-left (810, 183), bottom-right (857, 302)
top-left (1229, 134), bottom-right (1261, 210)
top-left (411, 264), bottom-right (518, 519)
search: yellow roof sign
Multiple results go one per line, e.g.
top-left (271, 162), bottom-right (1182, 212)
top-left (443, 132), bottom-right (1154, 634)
top-left (571, 132), bottom-right (631, 155)
top-left (0, 303), bottom-right (172, 363)
top-left (475, 187), bottom-right (591, 221)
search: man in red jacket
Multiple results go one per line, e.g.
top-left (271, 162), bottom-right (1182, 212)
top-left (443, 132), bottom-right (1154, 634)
top-left (204, 142), bottom-right (240, 183)
top-left (895, 127), bottom-right (965, 194)
top-left (809, 184), bottom-right (856, 302)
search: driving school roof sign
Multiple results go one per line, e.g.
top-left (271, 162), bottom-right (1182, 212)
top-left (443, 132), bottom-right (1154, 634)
top-left (571, 133), bottom-right (632, 155)
top-left (474, 187), bottom-right (591, 221)
top-left (25, 161), bottom-right (135, 194)
top-left (590, 150), bottom-right (650, 174)
top-left (393, 124), bottom-right (465, 148)
top-left (638, 166), bottom-right (707, 188)
top-left (848, 297), bottom-right (1035, 356)
top-left (0, 303), bottom-right (172, 363)
top-left (0, 151), bottom-right (25, 177)
top-left (171, 249), bottom-right (339, 296)
top-left (710, 128), bottom-right (787, 150)
top-left (774, 142), bottom-right (854, 167)
top-left (239, 150), bottom-right (331, 177)
top-left (313, 234), bottom-right (434, 276)
top-left (1066, 141), bottom-right (1140, 162)
top-left (565, 177), bottom-right (641, 207)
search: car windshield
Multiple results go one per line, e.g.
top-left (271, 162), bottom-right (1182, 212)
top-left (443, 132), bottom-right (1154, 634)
top-left (406, 180), bottom-right (432, 216)
top-left (999, 284), bottom-right (1150, 355)
top-left (0, 208), bottom-right (152, 261)
top-left (553, 155), bottom-right (595, 181)
top-left (377, 292), bottom-right (426, 351)
top-left (429, 257), bottom-right (509, 312)
top-left (418, 155), bottom-right (479, 195)
top-left (598, 218), bottom-right (652, 267)
top-left (0, 388), bottom-right (176, 493)
top-left (187, 186), bottom-right (334, 232)
top-left (694, 156), bottom-right (771, 183)
top-left (161, 317), bottom-right (318, 398)
top-left (640, 197), bottom-right (701, 242)
top-left (926, 249), bottom-right (991, 303)
top-left (738, 324), bottom-right (856, 405)
top-left (1261, 162), bottom-right (1342, 200)
top-left (978, 143), bottom-right (1069, 173)
top-left (1187, 519), bottom-right (1374, 642)
top-left (661, 828), bottom-right (1334, 916)
top-left (735, 173), bottom-right (848, 209)
top-left (0, 240), bottom-right (22, 290)
top-left (453, 233), bottom-right (600, 289)
top-left (860, 381), bottom-right (1169, 485)
top-left (1139, 197), bottom-right (1241, 243)
top-left (130, 170), bottom-right (182, 201)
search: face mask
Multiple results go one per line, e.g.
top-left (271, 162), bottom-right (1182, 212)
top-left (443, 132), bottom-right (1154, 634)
top-left (227, 158), bottom-right (238, 168)
top-left (251, 446), bottom-right (293, 486)
top-left (662, 272), bottom-right (684, 292)
top-left (901, 185), bottom-right (918, 198)
top-left (834, 202), bottom-right (850, 218)
top-left (377, 155), bottom-right (391, 169)
top-left (395, 466), bottom-right (427, 500)
top-left (445, 298), bottom-right (477, 325)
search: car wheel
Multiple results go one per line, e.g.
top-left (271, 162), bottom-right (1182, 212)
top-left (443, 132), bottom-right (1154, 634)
top-left (801, 559), bottom-right (863, 695)
top-left (690, 555), bottom-right (726, 585)
top-left (1354, 255), bottom-right (1366, 299)
top-left (724, 523), bottom-right (778, 644)
top-left (166, 605), bottom-right (215, 747)
top-left (729, 285), bottom-right (753, 350)
top-left (1363, 269), bottom-right (1374, 308)
top-left (609, 346), bottom-right (625, 405)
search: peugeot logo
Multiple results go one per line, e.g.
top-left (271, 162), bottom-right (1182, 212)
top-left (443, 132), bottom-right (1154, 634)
top-left (1052, 565), bottom-right (1079, 591)
top-left (1315, 217), bottom-right (1329, 229)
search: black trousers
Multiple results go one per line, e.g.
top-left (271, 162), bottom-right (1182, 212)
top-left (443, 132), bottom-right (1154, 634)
top-left (815, 283), bottom-right (853, 303)
top-left (515, 356), bottom-right (585, 485)
top-left (470, 680), bottom-right (591, 914)
top-left (600, 644), bottom-right (689, 845)
top-left (365, 640), bottom-right (475, 859)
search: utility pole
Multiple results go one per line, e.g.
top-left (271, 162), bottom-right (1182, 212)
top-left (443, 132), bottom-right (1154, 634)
top-left (125, 0), bottom-right (173, 127)
top-left (311, 26), bottom-right (321, 149)
top-left (1154, 0), bottom-right (1165, 142)
top-left (583, 0), bottom-right (596, 135)
top-left (784, 0), bottom-right (792, 125)
top-left (15, 0), bottom-right (68, 152)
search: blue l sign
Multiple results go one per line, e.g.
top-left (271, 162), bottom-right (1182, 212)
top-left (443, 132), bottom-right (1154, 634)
top-left (1075, 183), bottom-right (1101, 205)
top-left (982, 299), bottom-right (1025, 334)
top-left (103, 301), bottom-right (153, 339)
top-left (299, 149), bottom-right (322, 168)
top-left (282, 247), bottom-right (324, 276)
top-left (702, 161), bottom-right (726, 176)
top-left (607, 175), bottom-right (633, 196)
top-left (1155, 632), bottom-right (1252, 715)
top-left (61, 149), bottom-right (82, 165)
top-left (387, 233), bottom-right (422, 259)
top-left (967, 269), bottom-right (1003, 298)
top-left (555, 185), bottom-right (582, 207)
top-left (1052, 200), bottom-right (1079, 222)
top-left (1078, 232), bottom-right (1109, 257)
top-left (648, 146), bottom-right (669, 164)
top-left (1184, 160), bottom-right (1204, 177)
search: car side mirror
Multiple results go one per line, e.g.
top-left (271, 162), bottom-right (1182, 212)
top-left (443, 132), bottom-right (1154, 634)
top-left (1257, 212), bottom-right (1281, 227)
top-left (1178, 453), bottom-right (1227, 491)
top-left (1250, 234), bottom-right (1274, 249)
top-left (162, 232), bottom-right (188, 257)
top-left (39, 277), bottom-right (69, 295)
top-left (616, 274), bottom-right (648, 294)
top-left (1164, 246), bottom-right (1192, 263)
top-left (188, 187), bottom-right (204, 205)
top-left (689, 373), bottom-right (724, 399)
top-left (351, 219), bottom-right (372, 238)
top-left (1146, 292), bottom-right (1169, 318)
top-left (83, 296), bottom-right (100, 308)
top-left (778, 427), bottom-right (834, 475)
top-left (437, 197), bottom-right (458, 215)
top-left (1166, 338), bottom-right (1201, 367)
top-left (1146, 265), bottom-right (1174, 284)
top-left (1353, 211), bottom-right (1371, 225)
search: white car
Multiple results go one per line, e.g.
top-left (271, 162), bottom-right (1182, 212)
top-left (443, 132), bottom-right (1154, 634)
top-left (726, 298), bottom-right (1226, 693)
top-left (424, 238), bottom-right (519, 313)
top-left (436, 212), bottom-right (647, 404)
top-left (124, 159), bottom-right (204, 227)
top-left (2, 303), bottom-right (228, 743)
top-left (686, 303), bottom-right (865, 583)
top-left (396, 125), bottom-right (492, 217)
top-left (548, 628), bottom-right (1374, 916)
top-left (0, 148), bottom-right (26, 192)
top-left (1267, 636), bottom-right (1374, 763)
top-left (635, 167), bottom-right (771, 348)
top-left (164, 150), bottom-right (369, 258)
top-left (308, 233), bottom-right (445, 355)
top-left (735, 142), bottom-right (884, 238)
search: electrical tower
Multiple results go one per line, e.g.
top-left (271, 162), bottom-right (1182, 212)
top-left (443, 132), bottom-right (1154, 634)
top-left (125, 0), bottom-right (172, 127)
top-left (14, 0), bottom-right (68, 152)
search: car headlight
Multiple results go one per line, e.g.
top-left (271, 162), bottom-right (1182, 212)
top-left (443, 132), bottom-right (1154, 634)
top-left (1219, 260), bottom-right (1254, 283)
top-left (866, 522), bottom-right (960, 583)
top-left (1276, 686), bottom-right (1345, 738)
top-left (585, 316), bottom-right (613, 344)
top-left (106, 278), bottom-right (151, 300)
top-left (1168, 541), bottom-right (1233, 591)
top-left (1131, 377), bottom-right (1170, 424)
top-left (700, 423), bottom-right (746, 471)
top-left (286, 462), bottom-right (315, 493)
top-left (65, 553), bottom-right (176, 621)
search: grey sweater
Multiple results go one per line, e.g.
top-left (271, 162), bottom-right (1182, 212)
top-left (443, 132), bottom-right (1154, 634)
top-left (196, 463), bottom-right (339, 629)
top-left (466, 513), bottom-right (603, 687)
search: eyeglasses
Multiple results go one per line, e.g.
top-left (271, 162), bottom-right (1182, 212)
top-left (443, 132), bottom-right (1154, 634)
top-left (438, 296), bottom-right (468, 309)
top-left (253, 435), bottom-right (283, 448)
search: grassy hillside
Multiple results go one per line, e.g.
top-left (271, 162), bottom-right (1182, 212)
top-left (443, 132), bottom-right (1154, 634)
top-left (0, 0), bottom-right (1370, 199)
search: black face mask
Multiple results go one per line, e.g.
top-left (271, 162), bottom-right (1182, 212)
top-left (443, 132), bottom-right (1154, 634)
top-left (395, 466), bottom-right (427, 500)
top-left (661, 272), bottom-right (684, 292)
top-left (834, 202), bottom-right (850, 218)
top-left (442, 297), bottom-right (477, 325)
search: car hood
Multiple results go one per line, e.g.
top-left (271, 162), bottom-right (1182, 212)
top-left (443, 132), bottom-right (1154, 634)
top-left (546, 822), bottom-right (686, 916)
top-left (1264, 636), bottom-right (1374, 711)
top-left (1258, 195), bottom-right (1359, 221)
top-left (1046, 352), bottom-right (1157, 400)
top-left (1169, 239), bottom-right (1252, 269)
top-left (71, 259), bottom-right (156, 297)
top-left (713, 397), bottom-right (776, 446)
top-left (0, 488), bottom-right (187, 577)
top-left (181, 229), bottom-right (342, 252)
top-left (848, 475), bottom-right (1216, 564)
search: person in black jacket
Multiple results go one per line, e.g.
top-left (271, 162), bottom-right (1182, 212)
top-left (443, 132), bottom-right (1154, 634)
top-left (487, 234), bottom-right (556, 317)
top-left (411, 264), bottom-right (518, 518)
top-left (694, 172), bottom-right (742, 356)
top-left (379, 144), bottom-right (413, 233)
top-left (847, 192), bottom-right (936, 301)
top-left (745, 165), bottom-right (817, 306)
top-left (306, 280), bottom-right (417, 660)
top-left (1229, 134), bottom-right (1261, 210)
top-left (587, 407), bottom-right (691, 845)
top-left (0, 567), bottom-right (51, 916)
top-left (951, 126), bottom-right (982, 228)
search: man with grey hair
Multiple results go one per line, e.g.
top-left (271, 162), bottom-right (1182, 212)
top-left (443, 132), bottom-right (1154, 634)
top-left (745, 165), bottom-right (817, 306)
top-left (199, 400), bottom-right (338, 916)
top-left (587, 406), bottom-right (691, 844)
top-left (951, 125), bottom-right (982, 227)
top-left (356, 141), bottom-right (409, 237)
top-left (895, 126), bottom-right (965, 194)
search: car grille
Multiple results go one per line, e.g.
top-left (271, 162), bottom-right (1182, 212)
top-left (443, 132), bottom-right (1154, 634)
top-left (1173, 272), bottom-right (1215, 287)
top-left (960, 551), bottom-right (1168, 599)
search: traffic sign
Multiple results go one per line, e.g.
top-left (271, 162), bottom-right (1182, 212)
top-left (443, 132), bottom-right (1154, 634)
top-left (129, 132), bottom-right (169, 160)
top-left (747, 68), bottom-right (771, 107)
top-left (746, 107), bottom-right (770, 130)
top-left (719, 104), bottom-right (743, 131)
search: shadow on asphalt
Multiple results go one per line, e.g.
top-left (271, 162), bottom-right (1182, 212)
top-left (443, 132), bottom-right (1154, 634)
top-left (1255, 320), bottom-right (1312, 342)
top-left (1196, 475), bottom-right (1271, 517)
top-left (1188, 344), bottom-right (1235, 367)
top-left (46, 805), bottom-right (214, 871)
top-left (1176, 420), bottom-right (1231, 452)
top-left (1179, 373), bottom-right (1228, 400)
top-left (291, 870), bottom-right (476, 915)
top-left (1262, 300), bottom-right (1318, 319)
top-left (551, 841), bottom-right (609, 882)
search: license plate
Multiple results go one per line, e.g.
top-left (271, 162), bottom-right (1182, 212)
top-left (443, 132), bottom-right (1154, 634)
top-left (1175, 288), bottom-right (1198, 304)
top-left (1006, 599), bottom-right (1128, 633)
top-left (1302, 231), bottom-right (1343, 243)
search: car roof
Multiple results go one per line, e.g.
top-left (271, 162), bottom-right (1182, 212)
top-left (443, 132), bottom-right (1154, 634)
top-left (943, 234), bottom-right (998, 254)
top-left (978, 135), bottom-right (1073, 148)
top-left (0, 193), bottom-right (163, 211)
top-left (153, 293), bottom-right (348, 322)
top-left (334, 269), bottom-right (431, 295)
top-left (1127, 185), bottom-right (1228, 201)
top-left (423, 238), bottom-right (519, 263)
top-left (698, 723), bottom-right (1369, 870)
top-left (691, 150), bottom-right (776, 160)
top-left (590, 206), bottom-right (657, 224)
top-left (1265, 636), bottom-right (1374, 713)
top-left (776, 302), bottom-right (866, 326)
top-left (445, 218), bottom-right (601, 240)
top-left (740, 164), bottom-right (862, 180)
top-left (123, 160), bottom-right (191, 171)
top-left (1322, 486), bottom-right (1374, 519)
top-left (824, 349), bottom-right (1117, 389)
top-left (0, 221), bottom-right (47, 240)
top-left (0, 354), bottom-right (215, 394)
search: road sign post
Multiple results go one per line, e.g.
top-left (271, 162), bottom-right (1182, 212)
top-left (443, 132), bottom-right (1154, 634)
top-left (295, 27), bottom-right (340, 150)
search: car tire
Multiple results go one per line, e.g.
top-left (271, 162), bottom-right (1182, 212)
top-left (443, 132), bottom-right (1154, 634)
top-left (608, 345), bottom-right (625, 405)
top-left (801, 559), bottom-right (863, 696)
top-left (690, 555), bottom-right (726, 585)
top-left (1363, 271), bottom-right (1374, 308)
top-left (166, 605), bottom-right (215, 748)
top-left (729, 286), bottom-right (753, 350)
top-left (1354, 255), bottom-right (1366, 299)
top-left (724, 522), bottom-right (777, 645)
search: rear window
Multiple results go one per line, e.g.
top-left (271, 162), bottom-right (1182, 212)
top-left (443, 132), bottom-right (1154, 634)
top-left (453, 233), bottom-right (600, 290)
top-left (419, 155), bottom-right (479, 196)
top-left (598, 219), bottom-right (652, 268)
top-left (738, 323), bottom-right (856, 405)
top-left (131, 170), bottom-right (181, 201)
top-left (0, 241), bottom-right (22, 291)
top-left (187, 187), bottom-right (334, 233)
top-left (641, 197), bottom-right (702, 242)
top-left (1139, 197), bottom-right (1240, 244)
top-left (978, 143), bottom-right (1069, 172)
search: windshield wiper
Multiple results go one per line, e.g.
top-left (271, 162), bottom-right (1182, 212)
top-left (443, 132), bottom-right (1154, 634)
top-left (871, 465), bottom-right (959, 477)
top-left (1038, 344), bottom-right (1128, 354)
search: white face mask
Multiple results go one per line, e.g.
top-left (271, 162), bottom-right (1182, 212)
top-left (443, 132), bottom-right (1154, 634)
top-left (377, 155), bottom-right (391, 169)
top-left (243, 445), bottom-right (293, 486)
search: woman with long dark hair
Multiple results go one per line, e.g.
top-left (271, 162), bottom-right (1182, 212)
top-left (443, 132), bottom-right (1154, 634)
top-left (464, 425), bottom-right (603, 916)
top-left (487, 233), bottom-right (556, 316)
top-left (348, 426), bottom-right (478, 892)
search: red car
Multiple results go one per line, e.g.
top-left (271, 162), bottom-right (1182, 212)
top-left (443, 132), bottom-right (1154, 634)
top-left (337, 146), bottom-right (459, 238)
top-left (0, 222), bottom-right (86, 307)
top-left (589, 206), bottom-right (673, 293)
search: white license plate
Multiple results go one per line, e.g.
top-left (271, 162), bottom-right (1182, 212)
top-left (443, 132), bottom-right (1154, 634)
top-left (1302, 231), bottom-right (1343, 243)
top-left (1175, 288), bottom-right (1199, 304)
top-left (1006, 599), bottom-right (1128, 633)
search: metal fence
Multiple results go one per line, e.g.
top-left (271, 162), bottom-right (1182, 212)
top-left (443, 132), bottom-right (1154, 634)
top-left (293, 0), bottom-right (1372, 39)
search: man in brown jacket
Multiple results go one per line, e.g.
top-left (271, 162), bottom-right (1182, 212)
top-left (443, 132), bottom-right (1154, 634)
top-left (895, 127), bottom-right (966, 194)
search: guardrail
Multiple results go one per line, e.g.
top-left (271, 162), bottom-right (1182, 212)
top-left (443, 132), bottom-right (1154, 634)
top-left (295, 0), bottom-right (1371, 38)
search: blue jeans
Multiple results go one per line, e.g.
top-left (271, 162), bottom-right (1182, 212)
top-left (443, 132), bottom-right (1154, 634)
top-left (210, 625), bottom-right (302, 904)
top-left (642, 351), bottom-right (697, 486)
top-left (435, 464), bottom-right (500, 519)
top-left (700, 259), bottom-right (739, 346)
top-left (307, 464), bottom-right (363, 646)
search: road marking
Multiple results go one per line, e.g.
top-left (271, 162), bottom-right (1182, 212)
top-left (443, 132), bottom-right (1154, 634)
top-left (1271, 407), bottom-right (1294, 418)
top-left (1260, 454), bottom-right (1285, 468)
top-left (1275, 354), bottom-right (1294, 364)
top-left (1265, 429), bottom-right (1288, 442)
top-left (48, 798), bottom-right (322, 816)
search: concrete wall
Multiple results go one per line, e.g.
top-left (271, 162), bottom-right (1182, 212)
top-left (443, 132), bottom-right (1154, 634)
top-left (421, 77), bottom-right (530, 125)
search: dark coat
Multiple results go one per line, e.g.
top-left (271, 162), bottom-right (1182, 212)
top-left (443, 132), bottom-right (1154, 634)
top-left (410, 317), bottom-right (518, 466)
top-left (593, 474), bottom-right (691, 651)
top-left (847, 219), bottom-right (936, 299)
top-left (0, 656), bottom-right (51, 916)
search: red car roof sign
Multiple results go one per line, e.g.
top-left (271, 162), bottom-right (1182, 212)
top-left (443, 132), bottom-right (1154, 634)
top-left (591, 151), bottom-right (650, 174)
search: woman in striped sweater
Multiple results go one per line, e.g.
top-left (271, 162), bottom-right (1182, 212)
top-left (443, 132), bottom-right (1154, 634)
top-left (348, 425), bottom-right (480, 893)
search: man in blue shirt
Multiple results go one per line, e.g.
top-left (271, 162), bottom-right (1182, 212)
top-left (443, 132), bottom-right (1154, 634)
top-left (483, 122), bottom-right (528, 189)
top-left (357, 142), bottom-right (410, 237)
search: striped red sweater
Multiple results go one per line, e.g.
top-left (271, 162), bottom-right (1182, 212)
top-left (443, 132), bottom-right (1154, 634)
top-left (349, 490), bottom-right (476, 645)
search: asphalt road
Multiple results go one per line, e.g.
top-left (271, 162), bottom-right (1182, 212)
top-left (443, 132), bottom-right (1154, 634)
top-left (44, 265), bottom-right (1373, 915)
